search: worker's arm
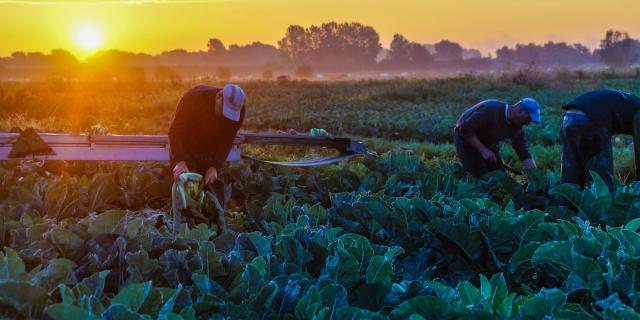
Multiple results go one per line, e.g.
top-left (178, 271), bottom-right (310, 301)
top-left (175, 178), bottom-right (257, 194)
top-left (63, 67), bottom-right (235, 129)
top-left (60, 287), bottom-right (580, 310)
top-left (511, 129), bottom-right (535, 168)
top-left (522, 158), bottom-right (536, 168)
top-left (459, 106), bottom-right (497, 163)
top-left (169, 94), bottom-right (196, 179)
top-left (204, 166), bottom-right (218, 184)
top-left (201, 109), bottom-right (245, 182)
top-left (200, 144), bottom-right (231, 184)
top-left (208, 141), bottom-right (234, 173)
top-left (466, 135), bottom-right (497, 163)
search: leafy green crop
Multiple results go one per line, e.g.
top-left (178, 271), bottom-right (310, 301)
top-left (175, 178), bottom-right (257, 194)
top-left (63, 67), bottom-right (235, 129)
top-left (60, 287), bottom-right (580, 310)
top-left (1, 149), bottom-right (640, 319)
top-left (2, 77), bottom-right (640, 318)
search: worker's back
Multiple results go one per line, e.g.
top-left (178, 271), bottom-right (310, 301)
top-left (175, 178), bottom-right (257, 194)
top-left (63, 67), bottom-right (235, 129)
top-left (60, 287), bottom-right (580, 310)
top-left (169, 85), bottom-right (245, 174)
top-left (564, 89), bottom-right (640, 134)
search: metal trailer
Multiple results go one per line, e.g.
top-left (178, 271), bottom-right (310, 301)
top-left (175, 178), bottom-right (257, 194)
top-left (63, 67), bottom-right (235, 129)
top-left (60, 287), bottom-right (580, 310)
top-left (0, 131), bottom-right (367, 166)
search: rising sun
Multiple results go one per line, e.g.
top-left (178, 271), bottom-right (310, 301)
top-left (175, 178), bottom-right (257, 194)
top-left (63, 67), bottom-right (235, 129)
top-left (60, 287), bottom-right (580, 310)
top-left (76, 28), bottom-right (103, 51)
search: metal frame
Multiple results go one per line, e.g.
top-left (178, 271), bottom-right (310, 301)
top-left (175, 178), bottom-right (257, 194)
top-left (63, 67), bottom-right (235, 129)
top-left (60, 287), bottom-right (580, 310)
top-left (0, 132), bottom-right (366, 163)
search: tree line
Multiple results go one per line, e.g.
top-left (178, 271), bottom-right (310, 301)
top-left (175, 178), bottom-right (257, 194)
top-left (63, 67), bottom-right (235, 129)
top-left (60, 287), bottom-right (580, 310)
top-left (1, 22), bottom-right (639, 79)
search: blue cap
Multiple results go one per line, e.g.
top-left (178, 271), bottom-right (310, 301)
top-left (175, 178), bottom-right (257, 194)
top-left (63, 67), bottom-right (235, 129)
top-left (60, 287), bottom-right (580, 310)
top-left (518, 98), bottom-right (542, 124)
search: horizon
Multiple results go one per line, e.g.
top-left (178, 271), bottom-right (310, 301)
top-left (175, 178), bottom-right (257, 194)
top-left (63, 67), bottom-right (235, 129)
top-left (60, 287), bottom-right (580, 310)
top-left (1, 0), bottom-right (639, 59)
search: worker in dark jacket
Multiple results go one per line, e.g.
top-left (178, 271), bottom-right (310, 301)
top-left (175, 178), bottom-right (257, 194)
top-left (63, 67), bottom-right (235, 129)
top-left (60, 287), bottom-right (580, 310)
top-left (169, 84), bottom-right (246, 185)
top-left (561, 89), bottom-right (640, 191)
top-left (454, 98), bottom-right (541, 178)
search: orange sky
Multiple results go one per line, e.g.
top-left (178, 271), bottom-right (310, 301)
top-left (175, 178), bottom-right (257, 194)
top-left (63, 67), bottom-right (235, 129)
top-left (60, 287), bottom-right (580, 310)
top-left (1, 0), bottom-right (639, 58)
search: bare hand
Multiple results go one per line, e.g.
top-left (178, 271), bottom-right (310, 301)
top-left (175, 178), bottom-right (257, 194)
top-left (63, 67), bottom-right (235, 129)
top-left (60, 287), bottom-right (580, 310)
top-left (173, 161), bottom-right (189, 181)
top-left (481, 149), bottom-right (497, 163)
top-left (205, 166), bottom-right (218, 184)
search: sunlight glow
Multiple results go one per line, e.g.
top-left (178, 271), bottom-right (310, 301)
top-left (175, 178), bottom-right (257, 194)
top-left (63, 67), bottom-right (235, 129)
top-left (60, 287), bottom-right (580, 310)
top-left (76, 27), bottom-right (103, 51)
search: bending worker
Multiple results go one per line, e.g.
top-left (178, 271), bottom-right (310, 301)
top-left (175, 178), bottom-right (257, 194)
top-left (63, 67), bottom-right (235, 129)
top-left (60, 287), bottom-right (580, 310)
top-left (169, 84), bottom-right (246, 201)
top-left (561, 89), bottom-right (640, 191)
top-left (454, 98), bottom-right (541, 178)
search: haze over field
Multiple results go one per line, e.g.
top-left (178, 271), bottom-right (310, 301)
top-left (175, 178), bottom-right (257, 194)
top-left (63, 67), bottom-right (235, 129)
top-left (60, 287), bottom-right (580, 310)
top-left (4, 2), bottom-right (640, 319)
top-left (1, 0), bottom-right (639, 57)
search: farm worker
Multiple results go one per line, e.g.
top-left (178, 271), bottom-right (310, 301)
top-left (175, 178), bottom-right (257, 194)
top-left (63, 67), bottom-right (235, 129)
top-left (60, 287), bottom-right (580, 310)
top-left (169, 83), bottom-right (246, 192)
top-left (454, 98), bottom-right (541, 178)
top-left (561, 89), bottom-right (640, 191)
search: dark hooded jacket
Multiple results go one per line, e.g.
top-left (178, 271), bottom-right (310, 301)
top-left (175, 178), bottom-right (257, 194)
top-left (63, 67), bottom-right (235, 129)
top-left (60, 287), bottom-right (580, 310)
top-left (169, 85), bottom-right (244, 174)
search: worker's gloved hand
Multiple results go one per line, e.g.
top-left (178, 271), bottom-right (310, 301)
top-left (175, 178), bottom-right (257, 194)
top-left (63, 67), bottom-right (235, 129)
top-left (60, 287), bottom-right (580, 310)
top-left (173, 161), bottom-right (190, 181)
top-left (481, 149), bottom-right (497, 163)
top-left (205, 166), bottom-right (218, 185)
top-left (523, 158), bottom-right (537, 169)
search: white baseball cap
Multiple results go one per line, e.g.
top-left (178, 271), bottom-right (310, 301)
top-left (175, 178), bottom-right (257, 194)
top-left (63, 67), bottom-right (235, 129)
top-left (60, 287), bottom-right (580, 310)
top-left (221, 84), bottom-right (245, 121)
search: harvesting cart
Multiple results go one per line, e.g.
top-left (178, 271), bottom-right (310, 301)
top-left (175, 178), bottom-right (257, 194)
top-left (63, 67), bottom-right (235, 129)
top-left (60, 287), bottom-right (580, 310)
top-left (0, 128), bottom-right (367, 166)
top-left (0, 128), bottom-right (369, 233)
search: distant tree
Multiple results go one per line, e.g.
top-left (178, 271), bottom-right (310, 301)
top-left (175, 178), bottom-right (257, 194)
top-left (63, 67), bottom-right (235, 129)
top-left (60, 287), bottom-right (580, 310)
top-left (207, 38), bottom-right (226, 53)
top-left (159, 41), bottom-right (281, 66)
top-left (81, 50), bottom-right (150, 81)
top-left (514, 43), bottom-right (540, 65)
top-left (48, 49), bottom-right (80, 77)
top-left (11, 51), bottom-right (26, 60)
top-left (571, 43), bottom-right (593, 58)
top-left (409, 43), bottom-right (433, 66)
top-left (496, 42), bottom-right (595, 68)
top-left (278, 25), bottom-right (310, 63)
top-left (434, 40), bottom-right (463, 62)
top-left (540, 41), bottom-right (594, 65)
top-left (262, 70), bottom-right (274, 81)
top-left (216, 66), bottom-right (231, 81)
top-left (311, 22), bottom-right (381, 67)
top-left (387, 34), bottom-right (433, 68)
top-left (225, 42), bottom-right (280, 64)
top-left (278, 22), bottom-right (381, 68)
top-left (599, 30), bottom-right (640, 69)
top-left (496, 46), bottom-right (515, 67)
top-left (294, 65), bottom-right (313, 78)
top-left (49, 49), bottom-right (79, 68)
top-left (462, 49), bottom-right (482, 60)
top-left (389, 34), bottom-right (412, 65)
top-left (86, 49), bottom-right (141, 69)
top-left (10, 51), bottom-right (47, 68)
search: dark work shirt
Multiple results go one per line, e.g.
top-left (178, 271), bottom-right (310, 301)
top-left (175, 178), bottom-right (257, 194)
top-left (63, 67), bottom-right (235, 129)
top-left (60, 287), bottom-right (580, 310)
top-left (169, 85), bottom-right (244, 174)
top-left (564, 89), bottom-right (640, 134)
top-left (454, 99), bottom-right (531, 160)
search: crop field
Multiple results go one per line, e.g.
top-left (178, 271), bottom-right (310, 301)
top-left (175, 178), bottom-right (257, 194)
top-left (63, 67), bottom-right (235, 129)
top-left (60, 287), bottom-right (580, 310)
top-left (2, 72), bottom-right (640, 319)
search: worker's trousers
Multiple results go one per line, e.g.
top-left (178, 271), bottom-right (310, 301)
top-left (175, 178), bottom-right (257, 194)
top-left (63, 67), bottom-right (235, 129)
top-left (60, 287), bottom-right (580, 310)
top-left (453, 132), bottom-right (502, 179)
top-left (560, 112), bottom-right (614, 191)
